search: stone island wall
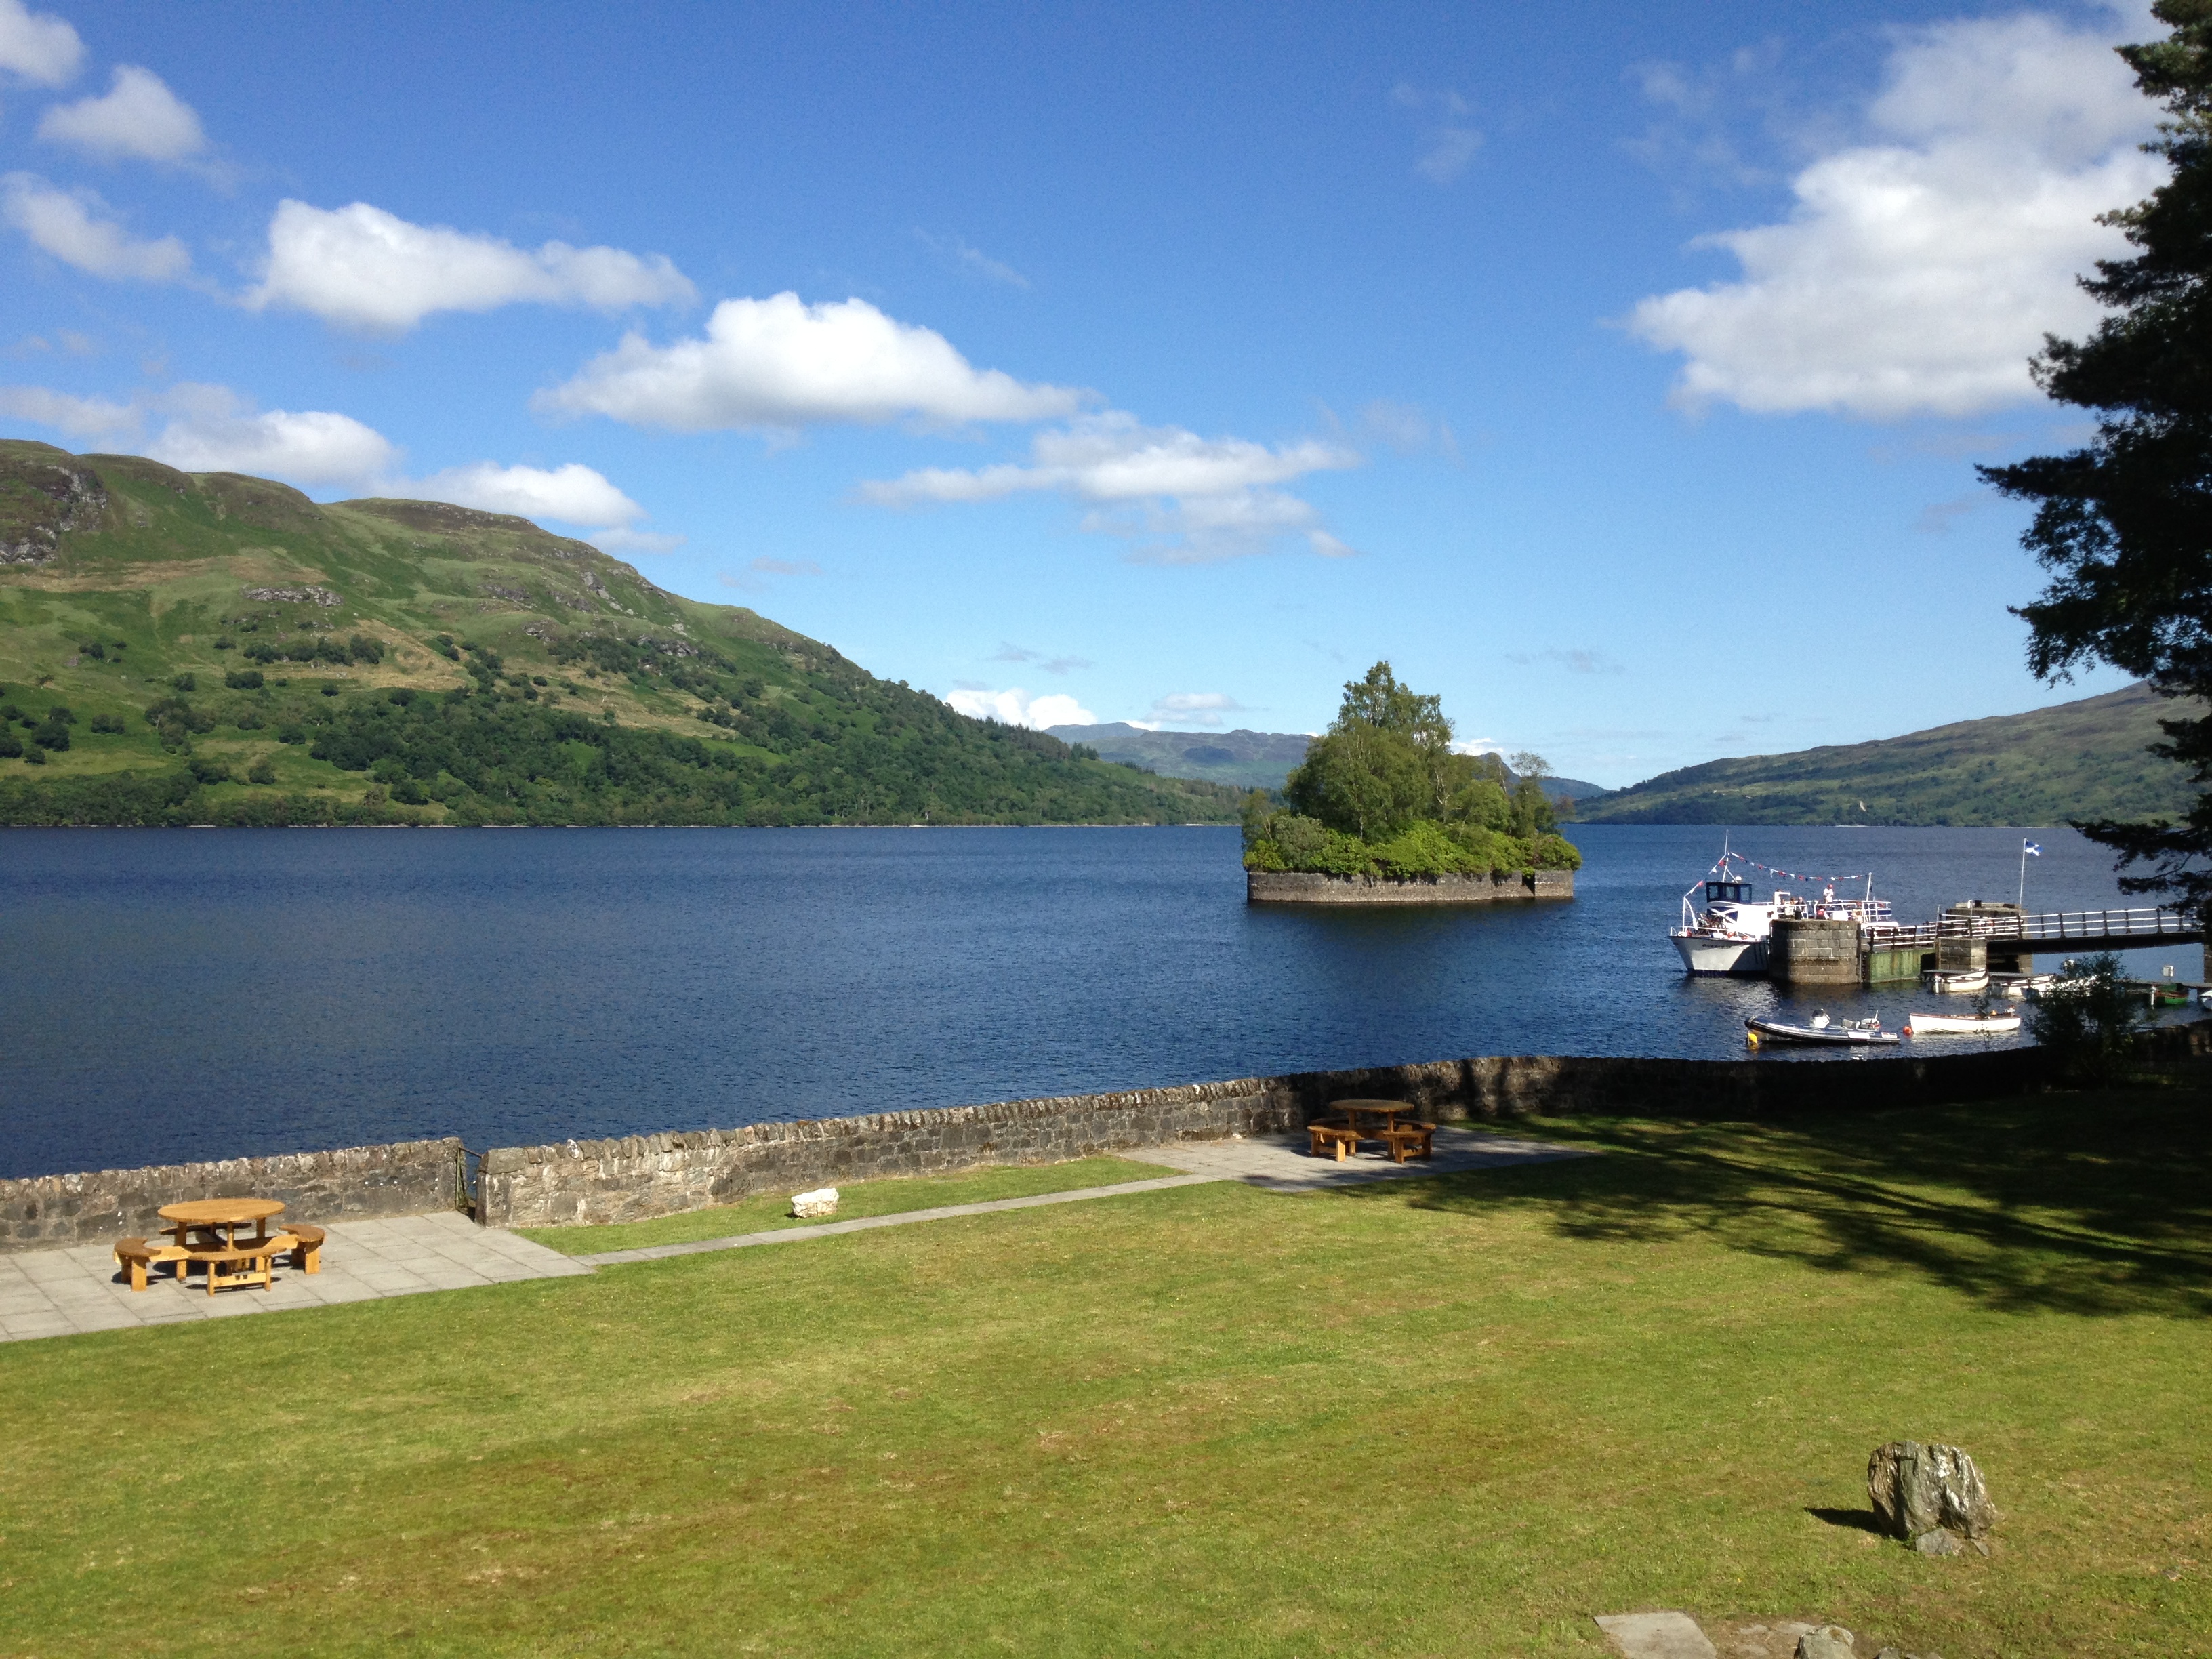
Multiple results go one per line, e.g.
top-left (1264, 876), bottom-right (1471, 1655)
top-left (0, 1137), bottom-right (464, 1254)
top-left (1246, 869), bottom-right (1574, 905)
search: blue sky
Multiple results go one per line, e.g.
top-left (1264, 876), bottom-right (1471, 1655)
top-left (0, 0), bottom-right (2168, 784)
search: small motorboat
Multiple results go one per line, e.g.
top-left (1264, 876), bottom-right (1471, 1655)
top-left (1746, 1010), bottom-right (1901, 1046)
top-left (1925, 968), bottom-right (1990, 995)
top-left (1905, 1010), bottom-right (2023, 1036)
top-left (1989, 972), bottom-right (2057, 998)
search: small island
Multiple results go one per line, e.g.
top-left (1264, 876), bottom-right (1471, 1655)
top-left (1242, 662), bottom-right (1580, 905)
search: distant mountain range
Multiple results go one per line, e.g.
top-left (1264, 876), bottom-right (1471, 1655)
top-left (1576, 682), bottom-right (2199, 825)
top-left (1046, 722), bottom-right (1607, 798)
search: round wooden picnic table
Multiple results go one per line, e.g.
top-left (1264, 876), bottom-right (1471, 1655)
top-left (1330, 1099), bottom-right (1412, 1131)
top-left (157, 1197), bottom-right (285, 1248)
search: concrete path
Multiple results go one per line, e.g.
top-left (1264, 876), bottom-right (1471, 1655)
top-left (573, 1173), bottom-right (1217, 1265)
top-left (0, 1212), bottom-right (590, 1345)
top-left (1124, 1125), bottom-right (1590, 1192)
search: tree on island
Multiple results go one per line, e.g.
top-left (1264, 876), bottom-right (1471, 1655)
top-left (1243, 661), bottom-right (1580, 876)
top-left (1982, 0), bottom-right (2212, 909)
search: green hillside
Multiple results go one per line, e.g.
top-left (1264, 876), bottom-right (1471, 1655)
top-left (1578, 683), bottom-right (2200, 826)
top-left (1046, 720), bottom-right (1610, 798)
top-left (0, 442), bottom-right (1243, 827)
top-left (1044, 722), bottom-right (1317, 791)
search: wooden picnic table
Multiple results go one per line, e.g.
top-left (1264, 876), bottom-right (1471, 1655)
top-left (158, 1197), bottom-right (285, 1249)
top-left (156, 1199), bottom-right (289, 1294)
top-left (1329, 1099), bottom-right (1414, 1133)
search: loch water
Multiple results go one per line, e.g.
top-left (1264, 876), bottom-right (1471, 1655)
top-left (1, 823), bottom-right (2199, 1179)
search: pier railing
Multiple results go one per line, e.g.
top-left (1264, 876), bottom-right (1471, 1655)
top-left (1865, 906), bottom-right (2200, 950)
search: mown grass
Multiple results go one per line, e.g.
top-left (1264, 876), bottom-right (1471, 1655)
top-left (1, 1091), bottom-right (2206, 1657)
top-left (514, 1154), bottom-right (1172, 1255)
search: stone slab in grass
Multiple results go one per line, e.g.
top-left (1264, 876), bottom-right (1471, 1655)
top-left (1595, 1610), bottom-right (1719, 1659)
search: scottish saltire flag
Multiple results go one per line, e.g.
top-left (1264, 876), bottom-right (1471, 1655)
top-left (2023, 840), bottom-right (2042, 857)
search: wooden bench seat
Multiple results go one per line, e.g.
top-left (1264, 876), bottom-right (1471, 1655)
top-left (112, 1237), bottom-right (187, 1292)
top-left (278, 1224), bottom-right (325, 1273)
top-left (179, 1239), bottom-right (281, 1296)
top-left (1307, 1122), bottom-right (1363, 1161)
top-left (1376, 1122), bottom-right (1437, 1164)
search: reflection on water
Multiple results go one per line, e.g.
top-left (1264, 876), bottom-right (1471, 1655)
top-left (0, 822), bottom-right (2198, 1177)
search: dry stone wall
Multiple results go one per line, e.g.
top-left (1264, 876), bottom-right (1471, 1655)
top-left (0, 1137), bottom-right (462, 1254)
top-left (476, 1045), bottom-right (2050, 1229)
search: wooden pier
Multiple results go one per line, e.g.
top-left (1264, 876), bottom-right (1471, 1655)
top-left (1770, 901), bottom-right (2203, 985)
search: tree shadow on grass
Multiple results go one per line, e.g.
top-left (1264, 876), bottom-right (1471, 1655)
top-left (1341, 1086), bottom-right (2212, 1318)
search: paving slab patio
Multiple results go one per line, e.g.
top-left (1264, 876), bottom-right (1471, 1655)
top-left (1122, 1125), bottom-right (1591, 1191)
top-left (0, 1212), bottom-right (592, 1344)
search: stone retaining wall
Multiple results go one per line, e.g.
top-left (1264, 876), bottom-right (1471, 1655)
top-left (0, 1137), bottom-right (463, 1254)
top-left (477, 1045), bottom-right (2050, 1229)
top-left (1246, 869), bottom-right (1574, 905)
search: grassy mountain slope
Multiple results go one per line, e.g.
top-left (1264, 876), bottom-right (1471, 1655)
top-left (0, 442), bottom-right (1242, 826)
top-left (1045, 723), bottom-right (1317, 791)
top-left (1577, 682), bottom-right (2200, 825)
top-left (1046, 720), bottom-right (1607, 798)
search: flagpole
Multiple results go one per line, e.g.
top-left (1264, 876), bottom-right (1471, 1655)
top-left (2018, 840), bottom-right (2028, 909)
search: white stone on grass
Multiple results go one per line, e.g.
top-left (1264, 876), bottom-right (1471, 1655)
top-left (790, 1187), bottom-right (839, 1219)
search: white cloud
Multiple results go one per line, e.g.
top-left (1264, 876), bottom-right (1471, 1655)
top-left (992, 642), bottom-right (1091, 674)
top-left (1, 171), bottom-right (190, 281)
top-left (140, 384), bottom-right (401, 486)
top-left (1629, 12), bottom-right (2167, 419)
top-left (0, 0), bottom-right (81, 87)
top-left (588, 527), bottom-right (686, 556)
top-left (411, 460), bottom-right (642, 528)
top-left (916, 229), bottom-right (1030, 288)
top-left (37, 66), bottom-right (207, 163)
top-left (1132, 691), bottom-right (1248, 730)
top-left (537, 292), bottom-right (1086, 432)
top-left (862, 410), bottom-right (1359, 562)
top-left (248, 199), bottom-right (696, 333)
top-left (943, 686), bottom-right (1097, 729)
top-left (1359, 398), bottom-right (1459, 459)
top-left (1392, 84), bottom-right (1483, 183)
top-left (0, 382), bottom-right (134, 436)
top-left (0, 380), bottom-right (676, 544)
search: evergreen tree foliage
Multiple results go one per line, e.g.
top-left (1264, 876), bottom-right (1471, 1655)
top-left (1246, 661), bottom-right (1578, 876)
top-left (1982, 1), bottom-right (2212, 907)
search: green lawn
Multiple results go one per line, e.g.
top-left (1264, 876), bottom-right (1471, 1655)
top-left (2, 1092), bottom-right (2207, 1657)
top-left (515, 1154), bottom-right (1173, 1255)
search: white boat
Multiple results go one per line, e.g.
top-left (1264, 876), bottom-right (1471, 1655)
top-left (1745, 1011), bottom-right (1901, 1046)
top-left (1905, 1010), bottom-right (2022, 1036)
top-left (1672, 849), bottom-right (1891, 976)
top-left (1989, 972), bottom-right (2057, 998)
top-left (1925, 968), bottom-right (1990, 994)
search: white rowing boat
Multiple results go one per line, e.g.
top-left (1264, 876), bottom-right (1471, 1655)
top-left (1925, 968), bottom-right (1990, 995)
top-left (1905, 1010), bottom-right (2022, 1036)
top-left (1745, 1012), bottom-right (1900, 1046)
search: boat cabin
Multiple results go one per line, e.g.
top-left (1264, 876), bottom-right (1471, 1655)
top-left (1705, 878), bottom-right (1752, 904)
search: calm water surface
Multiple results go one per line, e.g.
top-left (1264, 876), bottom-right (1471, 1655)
top-left (0, 823), bottom-right (2198, 1178)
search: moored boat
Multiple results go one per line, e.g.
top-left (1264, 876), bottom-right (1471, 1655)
top-left (1925, 968), bottom-right (1990, 995)
top-left (1905, 1010), bottom-right (2022, 1036)
top-left (1672, 848), bottom-right (1891, 977)
top-left (1989, 972), bottom-right (2057, 998)
top-left (1745, 1010), bottom-right (1900, 1046)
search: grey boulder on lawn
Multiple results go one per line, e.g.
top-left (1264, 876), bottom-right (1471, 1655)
top-left (1868, 1439), bottom-right (1997, 1555)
